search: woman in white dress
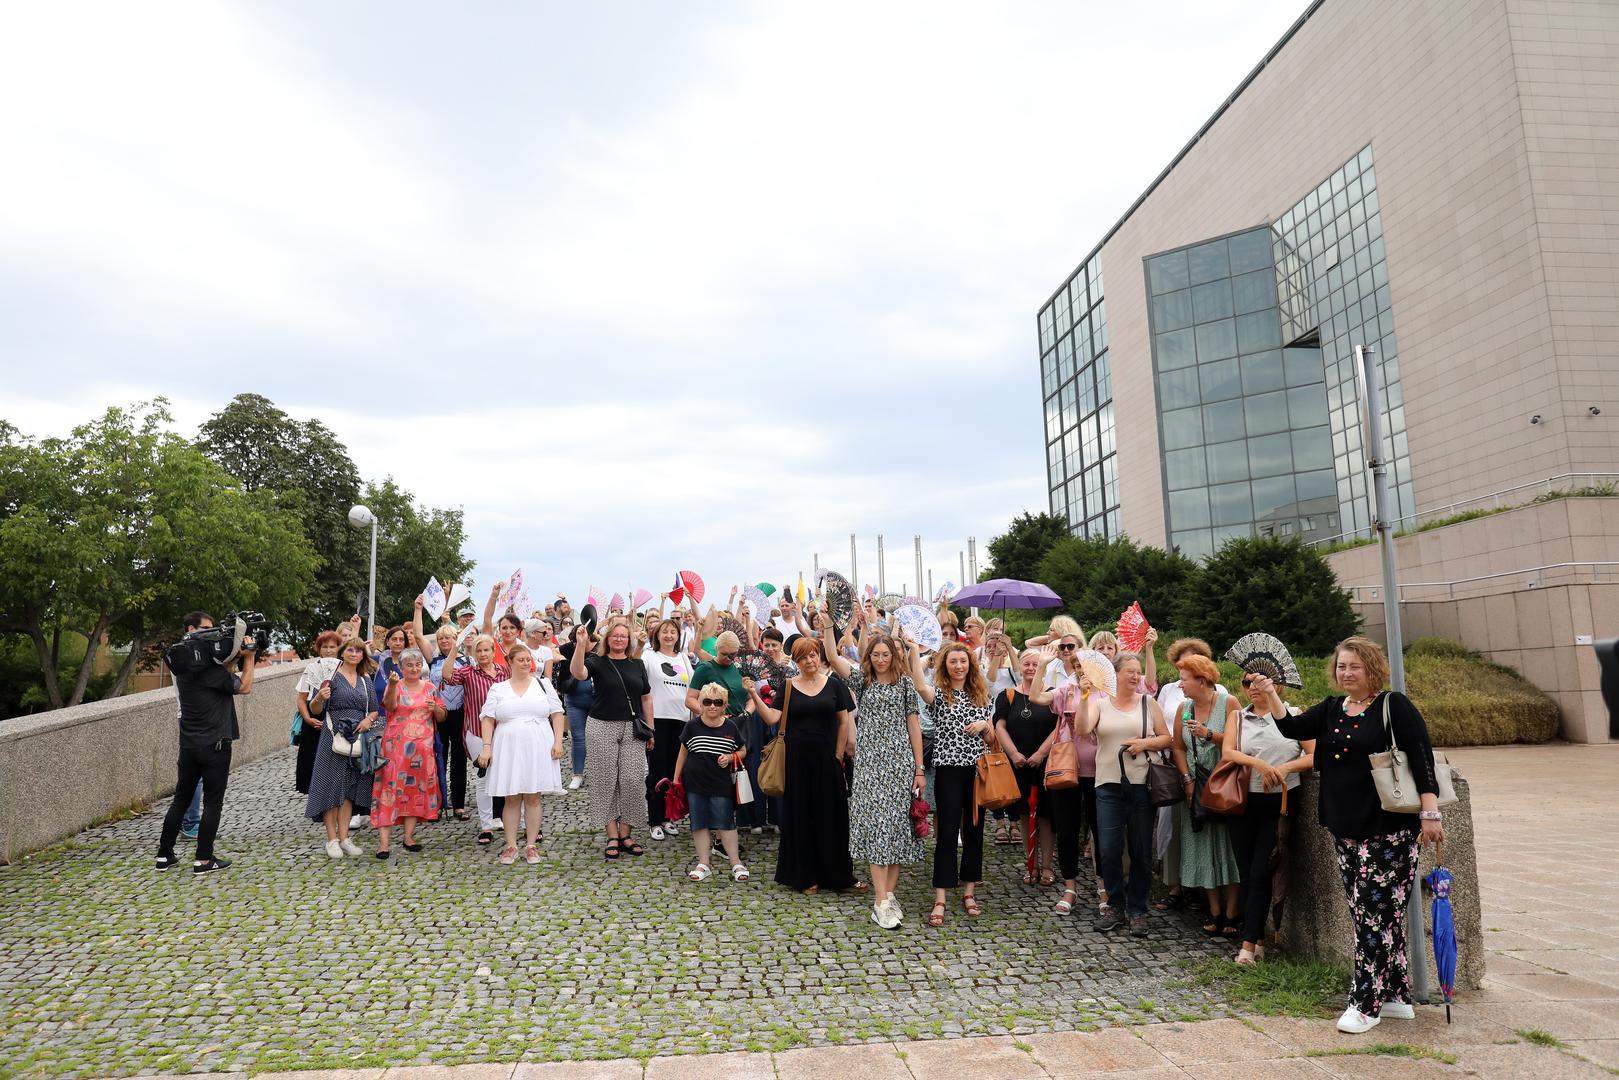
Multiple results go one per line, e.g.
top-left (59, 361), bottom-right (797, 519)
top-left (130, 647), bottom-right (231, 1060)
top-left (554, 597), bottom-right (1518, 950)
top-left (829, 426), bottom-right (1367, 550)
top-left (476, 642), bottom-right (566, 865)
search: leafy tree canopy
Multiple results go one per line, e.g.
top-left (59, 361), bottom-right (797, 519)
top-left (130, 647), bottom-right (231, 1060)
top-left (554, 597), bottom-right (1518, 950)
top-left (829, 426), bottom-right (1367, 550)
top-left (983, 511), bottom-right (1070, 583)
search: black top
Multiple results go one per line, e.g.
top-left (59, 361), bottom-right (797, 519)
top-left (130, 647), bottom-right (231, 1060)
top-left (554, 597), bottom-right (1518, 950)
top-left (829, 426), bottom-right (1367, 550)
top-left (679, 717), bottom-right (745, 797)
top-left (583, 654), bottom-right (650, 721)
top-left (175, 664), bottom-right (242, 748)
top-left (993, 688), bottom-right (1057, 758)
top-left (1275, 691), bottom-right (1438, 840)
top-left (781, 678), bottom-right (855, 746)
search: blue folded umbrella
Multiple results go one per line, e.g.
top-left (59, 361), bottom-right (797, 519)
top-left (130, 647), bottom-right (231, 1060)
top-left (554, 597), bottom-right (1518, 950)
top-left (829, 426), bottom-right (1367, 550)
top-left (1424, 865), bottom-right (1457, 1022)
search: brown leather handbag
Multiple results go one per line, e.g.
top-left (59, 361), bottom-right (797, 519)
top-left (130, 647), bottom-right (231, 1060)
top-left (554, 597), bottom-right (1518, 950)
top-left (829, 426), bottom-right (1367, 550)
top-left (757, 683), bottom-right (790, 798)
top-left (1198, 706), bottom-right (1250, 816)
top-left (1044, 711), bottom-right (1079, 791)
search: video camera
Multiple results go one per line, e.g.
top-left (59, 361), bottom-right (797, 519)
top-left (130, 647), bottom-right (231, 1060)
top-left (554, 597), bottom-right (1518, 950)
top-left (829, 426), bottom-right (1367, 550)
top-left (165, 612), bottom-right (272, 674)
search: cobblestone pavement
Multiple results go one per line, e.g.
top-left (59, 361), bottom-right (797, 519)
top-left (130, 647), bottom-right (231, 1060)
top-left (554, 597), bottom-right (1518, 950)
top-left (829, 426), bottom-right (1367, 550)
top-left (1, 745), bottom-right (1236, 1078)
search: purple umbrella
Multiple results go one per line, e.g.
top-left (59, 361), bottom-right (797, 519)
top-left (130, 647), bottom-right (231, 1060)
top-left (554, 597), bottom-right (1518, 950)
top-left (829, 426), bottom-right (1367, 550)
top-left (951, 578), bottom-right (1063, 610)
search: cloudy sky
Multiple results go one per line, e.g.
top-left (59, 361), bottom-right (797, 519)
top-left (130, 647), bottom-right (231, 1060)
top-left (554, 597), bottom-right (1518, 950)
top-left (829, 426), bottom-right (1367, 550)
top-left (1, 1), bottom-right (1305, 609)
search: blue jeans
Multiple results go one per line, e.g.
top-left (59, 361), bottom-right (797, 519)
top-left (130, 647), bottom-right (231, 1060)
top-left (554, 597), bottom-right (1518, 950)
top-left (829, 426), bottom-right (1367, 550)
top-left (565, 681), bottom-right (594, 775)
top-left (1096, 781), bottom-right (1154, 917)
top-left (738, 711), bottom-right (779, 828)
top-left (181, 780), bottom-right (203, 832)
top-left (688, 792), bottom-right (736, 832)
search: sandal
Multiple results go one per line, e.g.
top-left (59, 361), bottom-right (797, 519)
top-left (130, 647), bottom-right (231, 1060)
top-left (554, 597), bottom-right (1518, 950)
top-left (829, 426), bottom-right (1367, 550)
top-left (842, 881), bottom-right (869, 894)
top-left (402, 842), bottom-right (423, 853)
top-left (927, 901), bottom-right (947, 927)
top-left (1054, 888), bottom-right (1078, 916)
top-left (453, 809), bottom-right (470, 822)
top-left (476, 831), bottom-right (493, 846)
top-left (1202, 915), bottom-right (1225, 937)
top-left (604, 839), bottom-right (621, 860)
top-left (1222, 922), bottom-right (1241, 937)
top-left (1234, 947), bottom-right (1257, 966)
top-left (620, 838), bottom-right (645, 857)
top-left (1153, 893), bottom-right (1186, 912)
top-left (731, 864), bottom-right (750, 882)
top-left (993, 822), bottom-right (1009, 845)
top-left (803, 885), bottom-right (820, 895)
top-left (1039, 871), bottom-right (1056, 887)
top-left (1022, 870), bottom-right (1037, 886)
top-left (962, 895), bottom-right (983, 918)
top-left (688, 863), bottom-right (712, 882)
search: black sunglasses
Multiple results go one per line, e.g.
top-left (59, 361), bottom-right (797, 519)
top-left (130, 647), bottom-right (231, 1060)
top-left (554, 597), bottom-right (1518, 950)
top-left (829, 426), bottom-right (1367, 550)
top-left (700, 698), bottom-right (726, 706)
top-left (1058, 643), bottom-right (1078, 652)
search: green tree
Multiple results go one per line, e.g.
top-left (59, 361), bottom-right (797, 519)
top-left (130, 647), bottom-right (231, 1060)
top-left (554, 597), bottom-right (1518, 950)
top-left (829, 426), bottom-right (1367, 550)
top-left (1178, 535), bottom-right (1358, 657)
top-left (359, 478), bottom-right (475, 631)
top-left (197, 393), bottom-right (364, 647)
top-left (1034, 534), bottom-right (1196, 634)
top-left (983, 511), bottom-right (1070, 583)
top-left (0, 403), bottom-right (319, 710)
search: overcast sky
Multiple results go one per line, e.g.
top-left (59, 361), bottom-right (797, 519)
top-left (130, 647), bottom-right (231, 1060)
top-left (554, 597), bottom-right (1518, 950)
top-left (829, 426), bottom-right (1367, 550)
top-left (1, 1), bottom-right (1306, 610)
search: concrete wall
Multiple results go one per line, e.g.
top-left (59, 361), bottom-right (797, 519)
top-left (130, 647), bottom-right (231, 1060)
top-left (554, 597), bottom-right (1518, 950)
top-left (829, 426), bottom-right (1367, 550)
top-left (1281, 772), bottom-right (1485, 992)
top-left (1327, 498), bottom-right (1618, 741)
top-left (0, 663), bottom-right (302, 862)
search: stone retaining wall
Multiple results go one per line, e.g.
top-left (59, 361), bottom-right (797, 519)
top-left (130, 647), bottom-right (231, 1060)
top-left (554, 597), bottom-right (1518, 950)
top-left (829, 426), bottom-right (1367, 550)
top-left (0, 663), bottom-right (302, 862)
top-left (1280, 771), bottom-right (1484, 992)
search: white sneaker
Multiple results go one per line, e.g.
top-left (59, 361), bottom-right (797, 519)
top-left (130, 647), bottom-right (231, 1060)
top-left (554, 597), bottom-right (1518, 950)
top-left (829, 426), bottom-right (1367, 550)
top-left (650, 825), bottom-right (666, 841)
top-left (349, 815), bottom-right (369, 829)
top-left (324, 840), bottom-right (343, 859)
top-left (339, 838), bottom-right (363, 857)
top-left (1336, 1006), bottom-right (1381, 1034)
top-left (663, 821), bottom-right (680, 836)
top-left (1381, 1000), bottom-right (1415, 1020)
top-left (567, 775), bottom-right (583, 791)
top-left (871, 901), bottom-right (900, 930)
top-left (885, 895), bottom-right (904, 926)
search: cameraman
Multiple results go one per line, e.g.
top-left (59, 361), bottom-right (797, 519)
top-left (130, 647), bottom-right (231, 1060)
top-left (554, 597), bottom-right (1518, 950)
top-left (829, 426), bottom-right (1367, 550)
top-left (156, 611), bottom-right (256, 874)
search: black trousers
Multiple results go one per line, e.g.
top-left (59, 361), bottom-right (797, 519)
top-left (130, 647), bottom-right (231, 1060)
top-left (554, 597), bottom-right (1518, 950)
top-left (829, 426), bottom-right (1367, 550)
top-left (1008, 769), bottom-right (1083, 881)
top-left (1077, 776), bottom-right (1101, 874)
top-left (160, 742), bottom-right (232, 862)
top-left (294, 719), bottom-right (322, 794)
top-left (437, 709), bottom-right (467, 810)
top-left (645, 716), bottom-right (684, 825)
top-left (1227, 790), bottom-right (1284, 943)
top-left (931, 764), bottom-right (985, 889)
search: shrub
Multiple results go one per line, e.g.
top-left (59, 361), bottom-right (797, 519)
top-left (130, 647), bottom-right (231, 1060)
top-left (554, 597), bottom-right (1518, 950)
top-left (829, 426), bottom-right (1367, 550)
top-left (1180, 536), bottom-right (1358, 658)
top-left (1404, 637), bottom-right (1469, 660)
top-left (1405, 652), bottom-right (1560, 745)
top-left (1034, 534), bottom-right (1197, 638)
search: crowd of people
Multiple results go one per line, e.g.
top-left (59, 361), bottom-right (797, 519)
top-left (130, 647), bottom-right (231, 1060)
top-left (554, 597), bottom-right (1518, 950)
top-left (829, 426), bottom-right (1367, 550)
top-left (167, 577), bottom-right (1448, 1037)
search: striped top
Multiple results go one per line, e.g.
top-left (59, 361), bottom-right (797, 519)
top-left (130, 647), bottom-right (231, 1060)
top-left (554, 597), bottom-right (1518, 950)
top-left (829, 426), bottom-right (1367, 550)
top-left (442, 661), bottom-right (510, 740)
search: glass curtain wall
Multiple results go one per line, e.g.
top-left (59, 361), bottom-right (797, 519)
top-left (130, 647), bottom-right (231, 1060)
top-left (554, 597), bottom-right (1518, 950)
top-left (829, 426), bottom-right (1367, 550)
top-left (1039, 255), bottom-right (1119, 538)
top-left (1147, 226), bottom-right (1338, 560)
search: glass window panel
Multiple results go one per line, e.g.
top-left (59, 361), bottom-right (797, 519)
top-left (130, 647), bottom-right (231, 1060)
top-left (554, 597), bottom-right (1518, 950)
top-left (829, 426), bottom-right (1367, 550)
top-left (1212, 523), bottom-right (1253, 550)
top-left (1161, 406), bottom-right (1203, 451)
top-left (1292, 426), bottom-right (1334, 471)
top-left (1284, 347), bottom-right (1324, 387)
top-left (1187, 239), bottom-right (1231, 285)
top-left (1245, 389), bottom-right (1290, 436)
top-left (1231, 268), bottom-right (1275, 315)
top-left (1240, 349), bottom-right (1285, 395)
top-left (1227, 229), bottom-right (1272, 274)
top-left (1211, 482), bottom-right (1252, 527)
top-left (1165, 447), bottom-right (1207, 490)
top-left (1155, 328), bottom-right (1197, 371)
top-left (1192, 279), bottom-right (1234, 322)
top-left (1208, 439), bottom-right (1250, 483)
top-left (1202, 398), bottom-right (1246, 442)
top-left (1151, 289), bottom-right (1193, 332)
top-left (1195, 319), bottom-right (1238, 362)
top-left (1251, 474), bottom-right (1297, 520)
top-left (1248, 432), bottom-right (1293, 478)
top-left (1296, 469), bottom-right (1337, 502)
top-left (1148, 250), bottom-right (1190, 294)
top-left (1172, 528), bottom-right (1214, 562)
top-left (1158, 367), bottom-right (1200, 410)
top-left (1199, 357), bottom-right (1241, 402)
top-left (1287, 383), bottom-right (1329, 425)
top-left (1236, 309), bottom-right (1282, 354)
top-left (1168, 488), bottom-right (1212, 530)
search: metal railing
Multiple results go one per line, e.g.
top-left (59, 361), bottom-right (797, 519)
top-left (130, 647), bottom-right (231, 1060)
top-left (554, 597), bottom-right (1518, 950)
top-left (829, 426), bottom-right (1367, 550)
top-left (1347, 561), bottom-right (1619, 602)
top-left (1313, 472), bottom-right (1619, 549)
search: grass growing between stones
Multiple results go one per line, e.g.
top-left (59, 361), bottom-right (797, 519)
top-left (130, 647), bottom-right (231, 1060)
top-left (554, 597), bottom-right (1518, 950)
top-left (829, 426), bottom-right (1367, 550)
top-left (1181, 955), bottom-right (1346, 1018)
top-left (1306, 1044), bottom-right (1458, 1065)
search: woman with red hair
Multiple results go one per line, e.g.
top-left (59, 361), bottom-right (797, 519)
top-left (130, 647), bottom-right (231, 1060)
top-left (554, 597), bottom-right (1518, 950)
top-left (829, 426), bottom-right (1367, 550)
top-left (1168, 653), bottom-right (1242, 936)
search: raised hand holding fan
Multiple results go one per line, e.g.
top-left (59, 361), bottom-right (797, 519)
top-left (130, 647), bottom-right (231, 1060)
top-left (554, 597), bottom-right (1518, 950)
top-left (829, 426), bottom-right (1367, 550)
top-left (1224, 632), bottom-right (1303, 688)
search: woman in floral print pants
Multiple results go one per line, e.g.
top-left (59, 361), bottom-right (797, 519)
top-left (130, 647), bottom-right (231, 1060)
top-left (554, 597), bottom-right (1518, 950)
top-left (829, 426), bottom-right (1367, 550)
top-left (1335, 832), bottom-right (1421, 1015)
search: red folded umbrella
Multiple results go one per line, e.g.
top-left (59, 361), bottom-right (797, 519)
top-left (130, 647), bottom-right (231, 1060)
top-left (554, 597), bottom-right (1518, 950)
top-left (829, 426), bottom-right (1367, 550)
top-left (658, 778), bottom-right (688, 821)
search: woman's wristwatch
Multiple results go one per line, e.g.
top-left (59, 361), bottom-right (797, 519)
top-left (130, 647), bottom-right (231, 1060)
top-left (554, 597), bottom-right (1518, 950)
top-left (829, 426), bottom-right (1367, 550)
top-left (1418, 810), bottom-right (1442, 821)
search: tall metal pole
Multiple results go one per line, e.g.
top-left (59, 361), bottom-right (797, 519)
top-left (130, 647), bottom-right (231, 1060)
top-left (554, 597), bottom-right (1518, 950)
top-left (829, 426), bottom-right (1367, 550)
top-left (877, 534), bottom-right (886, 595)
top-left (928, 569), bottom-right (934, 603)
top-left (914, 535), bottom-right (923, 605)
top-left (850, 534), bottom-right (858, 591)
top-left (367, 519), bottom-right (378, 641)
top-left (960, 551), bottom-right (967, 587)
top-left (1355, 342), bottom-right (1425, 1002)
top-left (813, 553), bottom-right (819, 582)
top-left (967, 537), bottom-right (979, 617)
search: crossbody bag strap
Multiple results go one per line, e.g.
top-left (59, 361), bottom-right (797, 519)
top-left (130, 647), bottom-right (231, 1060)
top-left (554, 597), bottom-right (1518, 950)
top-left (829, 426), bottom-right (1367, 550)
top-left (605, 657), bottom-right (640, 720)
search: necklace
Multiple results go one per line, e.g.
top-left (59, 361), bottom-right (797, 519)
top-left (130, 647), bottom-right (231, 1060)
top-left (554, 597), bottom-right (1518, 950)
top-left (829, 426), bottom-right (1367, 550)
top-left (1343, 694), bottom-right (1375, 708)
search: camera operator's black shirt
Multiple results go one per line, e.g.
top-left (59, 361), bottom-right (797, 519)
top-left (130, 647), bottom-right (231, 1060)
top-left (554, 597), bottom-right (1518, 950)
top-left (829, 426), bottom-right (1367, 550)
top-left (175, 664), bottom-right (242, 748)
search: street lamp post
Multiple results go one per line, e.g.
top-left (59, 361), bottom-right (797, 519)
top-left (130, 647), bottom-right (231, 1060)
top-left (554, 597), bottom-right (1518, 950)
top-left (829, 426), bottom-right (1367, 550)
top-left (348, 504), bottom-right (378, 640)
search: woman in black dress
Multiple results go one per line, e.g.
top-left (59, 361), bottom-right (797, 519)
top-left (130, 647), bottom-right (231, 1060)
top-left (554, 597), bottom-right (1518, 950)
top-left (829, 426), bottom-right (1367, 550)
top-left (746, 636), bottom-right (862, 893)
top-left (1255, 635), bottom-right (1444, 1035)
top-left (994, 648), bottom-right (1084, 914)
top-left (293, 631), bottom-right (344, 794)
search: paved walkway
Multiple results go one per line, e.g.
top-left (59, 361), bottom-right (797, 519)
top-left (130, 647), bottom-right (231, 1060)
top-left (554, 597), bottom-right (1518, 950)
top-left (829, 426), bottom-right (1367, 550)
top-left (1, 742), bottom-right (1615, 1079)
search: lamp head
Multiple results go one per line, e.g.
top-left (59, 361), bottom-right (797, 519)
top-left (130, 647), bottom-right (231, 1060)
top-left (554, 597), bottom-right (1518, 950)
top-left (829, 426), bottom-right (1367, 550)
top-left (347, 505), bottom-right (376, 528)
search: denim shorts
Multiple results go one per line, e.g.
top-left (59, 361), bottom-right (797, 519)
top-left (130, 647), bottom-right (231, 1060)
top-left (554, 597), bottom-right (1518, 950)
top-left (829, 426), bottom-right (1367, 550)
top-left (688, 792), bottom-right (736, 832)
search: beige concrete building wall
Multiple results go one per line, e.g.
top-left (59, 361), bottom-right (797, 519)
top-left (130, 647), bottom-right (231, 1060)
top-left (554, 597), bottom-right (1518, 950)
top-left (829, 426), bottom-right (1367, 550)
top-left (1506, 0), bottom-right (1619, 472)
top-left (1094, 0), bottom-right (1606, 546)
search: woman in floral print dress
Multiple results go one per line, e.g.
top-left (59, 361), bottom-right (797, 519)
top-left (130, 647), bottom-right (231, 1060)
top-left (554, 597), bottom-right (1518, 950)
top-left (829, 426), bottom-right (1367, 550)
top-left (372, 648), bottom-right (444, 858)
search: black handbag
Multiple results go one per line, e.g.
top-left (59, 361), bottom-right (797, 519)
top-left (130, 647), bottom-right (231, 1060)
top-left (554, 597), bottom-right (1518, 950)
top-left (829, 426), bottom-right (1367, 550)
top-left (1134, 696), bottom-right (1185, 807)
top-left (604, 656), bottom-right (654, 741)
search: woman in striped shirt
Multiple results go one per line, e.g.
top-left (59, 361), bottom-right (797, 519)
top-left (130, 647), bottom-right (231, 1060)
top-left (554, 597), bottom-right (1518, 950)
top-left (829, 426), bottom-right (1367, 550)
top-left (439, 634), bottom-right (509, 845)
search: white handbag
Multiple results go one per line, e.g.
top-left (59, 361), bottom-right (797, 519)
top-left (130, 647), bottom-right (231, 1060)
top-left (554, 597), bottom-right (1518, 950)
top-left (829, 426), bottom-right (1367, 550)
top-left (1368, 703), bottom-right (1458, 813)
top-left (330, 728), bottom-right (362, 758)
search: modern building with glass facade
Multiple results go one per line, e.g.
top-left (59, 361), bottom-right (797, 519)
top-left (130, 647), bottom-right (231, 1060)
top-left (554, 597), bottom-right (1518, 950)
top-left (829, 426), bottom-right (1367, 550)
top-left (1037, 0), bottom-right (1617, 560)
top-left (1035, 0), bottom-right (1619, 740)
